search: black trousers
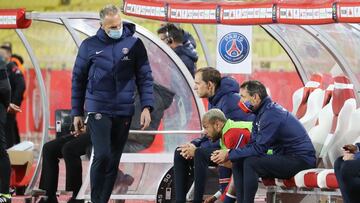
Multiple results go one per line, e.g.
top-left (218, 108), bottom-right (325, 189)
top-left (174, 147), bottom-right (218, 203)
top-left (334, 156), bottom-right (360, 203)
top-left (4, 113), bottom-right (19, 149)
top-left (232, 155), bottom-right (313, 203)
top-left (39, 133), bottom-right (91, 197)
top-left (87, 114), bottom-right (131, 203)
top-left (0, 103), bottom-right (10, 194)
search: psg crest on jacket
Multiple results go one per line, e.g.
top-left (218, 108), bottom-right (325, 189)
top-left (218, 32), bottom-right (250, 64)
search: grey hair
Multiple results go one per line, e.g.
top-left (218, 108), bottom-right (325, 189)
top-left (99, 4), bottom-right (120, 23)
top-left (202, 109), bottom-right (227, 124)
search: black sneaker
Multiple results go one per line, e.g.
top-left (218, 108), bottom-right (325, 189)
top-left (8, 188), bottom-right (15, 196)
top-left (0, 194), bottom-right (11, 203)
top-left (67, 197), bottom-right (84, 203)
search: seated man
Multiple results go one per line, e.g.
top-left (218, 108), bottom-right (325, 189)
top-left (174, 67), bottom-right (255, 203)
top-left (334, 143), bottom-right (360, 203)
top-left (37, 83), bottom-right (174, 203)
top-left (211, 80), bottom-right (316, 203)
top-left (38, 131), bottom-right (90, 203)
top-left (200, 109), bottom-right (251, 203)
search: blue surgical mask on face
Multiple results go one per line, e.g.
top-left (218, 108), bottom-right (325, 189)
top-left (244, 101), bottom-right (254, 111)
top-left (0, 56), bottom-right (6, 69)
top-left (0, 55), bottom-right (6, 64)
top-left (239, 100), bottom-right (254, 113)
top-left (107, 27), bottom-right (123, 39)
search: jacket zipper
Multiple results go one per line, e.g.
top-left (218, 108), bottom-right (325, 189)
top-left (112, 42), bottom-right (117, 114)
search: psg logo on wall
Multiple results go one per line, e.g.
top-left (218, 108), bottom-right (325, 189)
top-left (218, 32), bottom-right (250, 64)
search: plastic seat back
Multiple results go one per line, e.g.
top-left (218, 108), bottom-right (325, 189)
top-left (328, 107), bottom-right (360, 165)
top-left (321, 98), bottom-right (356, 168)
top-left (292, 81), bottom-right (320, 119)
top-left (308, 100), bottom-right (333, 158)
top-left (331, 76), bottom-right (355, 133)
top-left (299, 89), bottom-right (325, 131)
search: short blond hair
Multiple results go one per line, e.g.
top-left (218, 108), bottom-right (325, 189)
top-left (202, 109), bottom-right (226, 124)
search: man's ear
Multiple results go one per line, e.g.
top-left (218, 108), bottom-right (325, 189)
top-left (254, 93), bottom-right (261, 103)
top-left (208, 81), bottom-right (215, 89)
top-left (215, 120), bottom-right (222, 131)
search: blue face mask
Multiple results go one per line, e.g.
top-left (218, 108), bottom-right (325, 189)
top-left (0, 55), bottom-right (6, 64)
top-left (0, 56), bottom-right (6, 69)
top-left (107, 27), bottom-right (123, 39)
top-left (239, 100), bottom-right (254, 113)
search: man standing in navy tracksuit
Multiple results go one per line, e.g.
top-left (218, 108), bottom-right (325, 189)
top-left (174, 67), bottom-right (255, 203)
top-left (71, 5), bottom-right (154, 203)
top-left (211, 80), bottom-right (316, 203)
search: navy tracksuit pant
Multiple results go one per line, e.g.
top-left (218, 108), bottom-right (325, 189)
top-left (174, 147), bottom-right (215, 203)
top-left (174, 147), bottom-right (232, 203)
top-left (334, 156), bottom-right (360, 203)
top-left (87, 113), bottom-right (131, 203)
top-left (232, 155), bottom-right (313, 203)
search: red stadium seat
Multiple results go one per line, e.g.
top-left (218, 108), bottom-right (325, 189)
top-left (322, 84), bottom-right (334, 107)
top-left (261, 178), bottom-right (276, 186)
top-left (292, 80), bottom-right (321, 119)
top-left (290, 76), bottom-right (356, 189)
top-left (10, 163), bottom-right (36, 190)
top-left (317, 169), bottom-right (338, 189)
top-left (299, 88), bottom-right (325, 131)
top-left (8, 141), bottom-right (36, 195)
top-left (275, 177), bottom-right (296, 188)
top-left (330, 76), bottom-right (355, 133)
top-left (295, 168), bottom-right (322, 188)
